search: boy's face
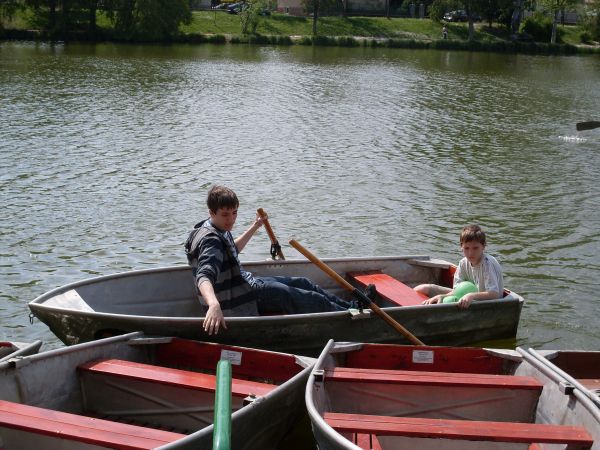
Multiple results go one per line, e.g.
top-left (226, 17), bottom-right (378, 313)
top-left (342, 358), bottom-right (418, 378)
top-left (461, 240), bottom-right (485, 266)
top-left (210, 207), bottom-right (238, 232)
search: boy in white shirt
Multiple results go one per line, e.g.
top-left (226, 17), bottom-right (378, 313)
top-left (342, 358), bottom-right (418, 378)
top-left (416, 224), bottom-right (504, 309)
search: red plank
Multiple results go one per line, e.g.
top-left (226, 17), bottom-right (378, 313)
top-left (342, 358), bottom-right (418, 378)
top-left (325, 367), bottom-right (543, 390)
top-left (354, 433), bottom-right (383, 450)
top-left (79, 359), bottom-right (277, 397)
top-left (343, 344), bottom-right (506, 374)
top-left (324, 413), bottom-right (593, 446)
top-left (155, 338), bottom-right (300, 383)
top-left (347, 271), bottom-right (428, 306)
top-left (0, 400), bottom-right (183, 450)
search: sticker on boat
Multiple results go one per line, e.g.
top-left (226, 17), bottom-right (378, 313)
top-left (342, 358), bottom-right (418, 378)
top-left (412, 350), bottom-right (434, 364)
top-left (220, 349), bottom-right (243, 365)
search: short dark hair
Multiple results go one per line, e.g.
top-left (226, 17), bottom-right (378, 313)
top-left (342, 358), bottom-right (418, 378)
top-left (460, 224), bottom-right (486, 246)
top-left (206, 185), bottom-right (239, 213)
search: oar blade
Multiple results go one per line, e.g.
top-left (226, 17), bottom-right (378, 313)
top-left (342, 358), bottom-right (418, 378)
top-left (576, 121), bottom-right (600, 131)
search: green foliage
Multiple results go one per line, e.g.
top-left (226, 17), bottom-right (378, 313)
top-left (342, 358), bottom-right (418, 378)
top-left (521, 12), bottom-right (563, 42)
top-left (239, 0), bottom-right (267, 34)
top-left (105, 0), bottom-right (191, 40)
top-left (0, 0), bottom-right (21, 29)
top-left (581, 0), bottom-right (600, 41)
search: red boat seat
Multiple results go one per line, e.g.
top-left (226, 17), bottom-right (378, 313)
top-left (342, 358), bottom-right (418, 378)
top-left (324, 368), bottom-right (543, 423)
top-left (354, 433), bottom-right (383, 450)
top-left (347, 271), bottom-right (428, 306)
top-left (324, 413), bottom-right (594, 449)
top-left (0, 400), bottom-right (184, 450)
top-left (78, 358), bottom-right (277, 398)
top-left (325, 367), bottom-right (542, 389)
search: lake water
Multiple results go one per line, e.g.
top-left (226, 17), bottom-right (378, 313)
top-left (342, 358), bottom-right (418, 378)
top-left (1, 41), bottom-right (600, 352)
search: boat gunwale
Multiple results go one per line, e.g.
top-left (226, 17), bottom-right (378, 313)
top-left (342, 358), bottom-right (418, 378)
top-left (306, 339), bottom-right (362, 450)
top-left (28, 256), bottom-right (523, 321)
top-left (28, 255), bottom-right (436, 305)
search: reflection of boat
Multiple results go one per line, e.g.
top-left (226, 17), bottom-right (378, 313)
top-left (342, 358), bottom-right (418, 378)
top-left (29, 256), bottom-right (524, 354)
top-left (0, 332), bottom-right (313, 450)
top-left (0, 340), bottom-right (43, 363)
top-left (307, 340), bottom-right (600, 450)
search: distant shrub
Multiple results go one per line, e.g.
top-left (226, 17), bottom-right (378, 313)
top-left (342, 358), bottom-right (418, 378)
top-left (336, 36), bottom-right (359, 46)
top-left (521, 12), bottom-right (563, 42)
top-left (275, 35), bottom-right (293, 45)
top-left (313, 35), bottom-right (335, 45)
top-left (580, 30), bottom-right (592, 43)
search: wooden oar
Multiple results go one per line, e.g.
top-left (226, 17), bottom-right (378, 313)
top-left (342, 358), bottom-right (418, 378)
top-left (289, 239), bottom-right (425, 346)
top-left (576, 121), bottom-right (600, 131)
top-left (257, 208), bottom-right (285, 260)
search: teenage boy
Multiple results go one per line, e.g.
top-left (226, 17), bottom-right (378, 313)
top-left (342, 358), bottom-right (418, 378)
top-left (185, 185), bottom-right (355, 335)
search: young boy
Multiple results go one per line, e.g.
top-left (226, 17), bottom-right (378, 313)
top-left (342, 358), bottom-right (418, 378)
top-left (185, 185), bottom-right (355, 335)
top-left (416, 224), bottom-right (504, 310)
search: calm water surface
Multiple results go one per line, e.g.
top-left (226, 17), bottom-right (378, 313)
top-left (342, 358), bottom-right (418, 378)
top-left (1, 42), bottom-right (599, 352)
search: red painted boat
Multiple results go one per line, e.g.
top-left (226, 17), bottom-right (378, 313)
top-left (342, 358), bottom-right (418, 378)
top-left (0, 332), bottom-right (313, 450)
top-left (307, 340), bottom-right (600, 449)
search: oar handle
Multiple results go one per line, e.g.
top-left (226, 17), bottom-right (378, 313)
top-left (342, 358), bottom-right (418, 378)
top-left (288, 239), bottom-right (424, 346)
top-left (257, 208), bottom-right (285, 260)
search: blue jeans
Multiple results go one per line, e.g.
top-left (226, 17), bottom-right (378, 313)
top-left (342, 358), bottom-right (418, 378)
top-left (253, 276), bottom-right (353, 314)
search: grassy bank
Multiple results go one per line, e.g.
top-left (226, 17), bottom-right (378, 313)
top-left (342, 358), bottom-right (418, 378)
top-left (2, 9), bottom-right (599, 54)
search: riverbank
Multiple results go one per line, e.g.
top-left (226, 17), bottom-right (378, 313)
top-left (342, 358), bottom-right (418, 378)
top-left (2, 12), bottom-right (599, 54)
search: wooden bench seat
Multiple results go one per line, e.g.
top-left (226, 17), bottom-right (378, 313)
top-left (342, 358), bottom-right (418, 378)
top-left (325, 367), bottom-right (543, 389)
top-left (79, 359), bottom-right (277, 397)
top-left (78, 359), bottom-right (279, 433)
top-left (324, 368), bottom-right (543, 423)
top-left (324, 413), bottom-right (594, 449)
top-left (347, 271), bottom-right (428, 307)
top-left (0, 400), bottom-right (184, 450)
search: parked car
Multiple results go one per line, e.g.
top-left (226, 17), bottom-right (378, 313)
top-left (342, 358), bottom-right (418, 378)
top-left (443, 10), bottom-right (481, 22)
top-left (227, 2), bottom-right (247, 13)
top-left (443, 10), bottom-right (468, 21)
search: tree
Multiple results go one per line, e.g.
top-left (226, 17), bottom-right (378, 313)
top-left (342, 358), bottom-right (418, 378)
top-left (302, 0), bottom-right (338, 35)
top-left (581, 0), bottom-right (600, 41)
top-left (538, 0), bottom-right (575, 42)
top-left (239, 0), bottom-right (266, 34)
top-left (104, 0), bottom-right (191, 40)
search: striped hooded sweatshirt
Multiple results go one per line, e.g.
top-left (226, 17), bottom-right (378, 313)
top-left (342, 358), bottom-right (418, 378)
top-left (185, 220), bottom-right (258, 316)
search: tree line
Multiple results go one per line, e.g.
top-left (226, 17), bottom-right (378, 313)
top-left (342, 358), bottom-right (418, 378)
top-left (0, 0), bottom-right (192, 40)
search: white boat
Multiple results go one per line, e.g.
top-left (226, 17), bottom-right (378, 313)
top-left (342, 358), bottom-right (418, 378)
top-left (29, 256), bottom-right (524, 354)
top-left (307, 340), bottom-right (600, 449)
top-left (0, 340), bottom-right (42, 363)
top-left (0, 332), bottom-right (313, 450)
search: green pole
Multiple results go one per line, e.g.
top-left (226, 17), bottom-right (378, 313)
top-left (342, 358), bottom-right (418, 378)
top-left (213, 359), bottom-right (232, 450)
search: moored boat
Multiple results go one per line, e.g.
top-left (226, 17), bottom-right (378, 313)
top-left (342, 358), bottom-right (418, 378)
top-left (307, 340), bottom-right (600, 449)
top-left (28, 256), bottom-right (524, 354)
top-left (0, 332), bottom-right (313, 450)
top-left (0, 340), bottom-right (43, 363)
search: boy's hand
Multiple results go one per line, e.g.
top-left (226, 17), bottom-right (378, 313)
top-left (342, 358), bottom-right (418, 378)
top-left (422, 294), bottom-right (442, 305)
top-left (254, 211), bottom-right (267, 228)
top-left (203, 303), bottom-right (227, 335)
top-left (457, 293), bottom-right (476, 309)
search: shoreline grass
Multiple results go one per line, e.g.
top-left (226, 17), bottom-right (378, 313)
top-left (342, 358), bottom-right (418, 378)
top-left (2, 11), bottom-right (599, 54)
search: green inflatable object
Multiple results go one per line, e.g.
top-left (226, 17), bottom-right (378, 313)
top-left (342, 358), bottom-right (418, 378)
top-left (442, 281), bottom-right (477, 304)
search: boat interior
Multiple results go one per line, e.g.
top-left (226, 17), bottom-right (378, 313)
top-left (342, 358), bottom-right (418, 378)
top-left (312, 342), bottom-right (598, 450)
top-left (0, 334), bottom-right (307, 450)
top-left (35, 256), bottom-right (459, 316)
